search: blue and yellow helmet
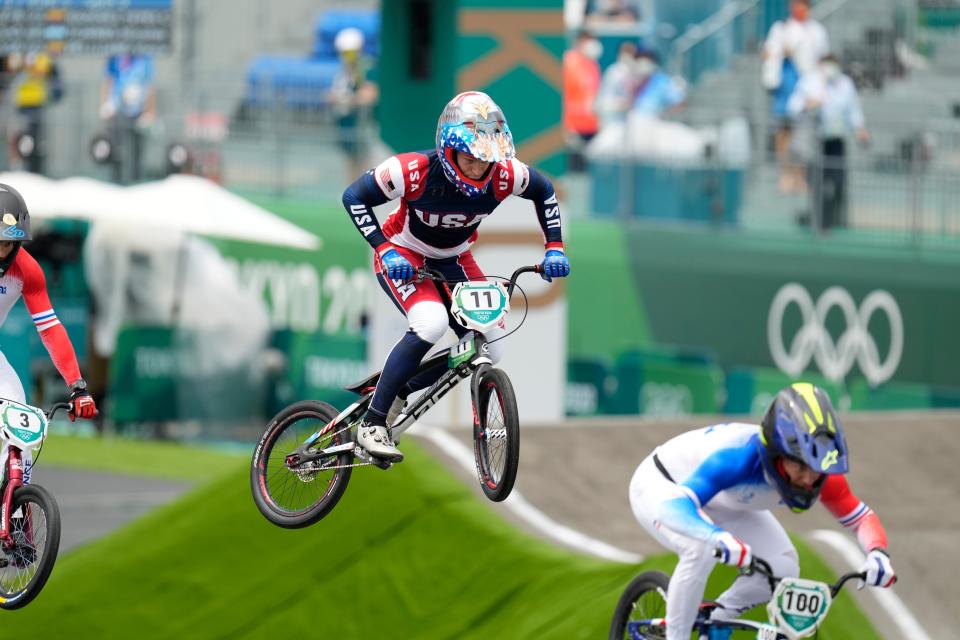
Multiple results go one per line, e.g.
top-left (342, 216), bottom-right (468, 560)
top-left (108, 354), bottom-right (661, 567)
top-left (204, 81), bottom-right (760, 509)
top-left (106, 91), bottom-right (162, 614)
top-left (758, 383), bottom-right (849, 511)
top-left (435, 91), bottom-right (515, 198)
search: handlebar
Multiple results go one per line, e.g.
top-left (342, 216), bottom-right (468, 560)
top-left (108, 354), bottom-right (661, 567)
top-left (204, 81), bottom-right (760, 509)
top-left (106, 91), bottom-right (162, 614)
top-left (715, 548), bottom-right (867, 597)
top-left (45, 402), bottom-right (73, 420)
top-left (415, 264), bottom-right (543, 298)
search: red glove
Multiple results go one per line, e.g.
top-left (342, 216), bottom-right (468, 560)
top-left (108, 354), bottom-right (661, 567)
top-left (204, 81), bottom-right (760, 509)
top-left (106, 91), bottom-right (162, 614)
top-left (69, 380), bottom-right (98, 421)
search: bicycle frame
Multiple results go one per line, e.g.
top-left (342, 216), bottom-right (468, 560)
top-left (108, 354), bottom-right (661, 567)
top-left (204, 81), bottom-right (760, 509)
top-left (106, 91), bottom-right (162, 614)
top-left (626, 558), bottom-right (867, 640)
top-left (289, 334), bottom-right (494, 469)
top-left (287, 265), bottom-right (539, 470)
top-left (0, 402), bottom-right (70, 549)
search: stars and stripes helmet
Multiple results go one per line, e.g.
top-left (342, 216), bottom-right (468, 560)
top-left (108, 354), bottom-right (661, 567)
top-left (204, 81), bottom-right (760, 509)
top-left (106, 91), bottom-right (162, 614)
top-left (758, 383), bottom-right (849, 511)
top-left (0, 183), bottom-right (33, 276)
top-left (436, 91), bottom-right (515, 198)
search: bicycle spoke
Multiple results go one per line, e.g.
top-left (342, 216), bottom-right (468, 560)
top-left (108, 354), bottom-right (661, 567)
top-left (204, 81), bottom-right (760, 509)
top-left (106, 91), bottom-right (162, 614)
top-left (483, 387), bottom-right (507, 483)
top-left (0, 500), bottom-right (48, 596)
top-left (263, 416), bottom-right (343, 514)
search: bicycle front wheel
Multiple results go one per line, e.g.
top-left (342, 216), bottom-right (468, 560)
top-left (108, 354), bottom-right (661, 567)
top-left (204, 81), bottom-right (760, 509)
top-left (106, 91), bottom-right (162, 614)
top-left (251, 401), bottom-right (354, 528)
top-left (0, 484), bottom-right (61, 610)
top-left (609, 571), bottom-right (670, 640)
top-left (473, 367), bottom-right (520, 502)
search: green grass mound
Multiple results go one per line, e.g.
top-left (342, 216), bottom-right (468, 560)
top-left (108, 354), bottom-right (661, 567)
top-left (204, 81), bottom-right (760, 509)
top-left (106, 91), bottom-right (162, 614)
top-left (11, 438), bottom-right (878, 639)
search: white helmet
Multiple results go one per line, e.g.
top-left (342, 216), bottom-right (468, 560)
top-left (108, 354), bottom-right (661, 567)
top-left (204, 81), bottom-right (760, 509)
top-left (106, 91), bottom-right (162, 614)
top-left (334, 27), bottom-right (365, 53)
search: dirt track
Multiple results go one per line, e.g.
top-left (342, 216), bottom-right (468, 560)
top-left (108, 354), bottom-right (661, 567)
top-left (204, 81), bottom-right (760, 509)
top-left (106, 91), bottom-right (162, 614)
top-left (417, 411), bottom-right (960, 640)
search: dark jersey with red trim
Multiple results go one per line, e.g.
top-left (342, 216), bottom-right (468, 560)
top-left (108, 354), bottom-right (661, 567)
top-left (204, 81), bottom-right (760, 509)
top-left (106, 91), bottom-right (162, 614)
top-left (341, 150), bottom-right (564, 259)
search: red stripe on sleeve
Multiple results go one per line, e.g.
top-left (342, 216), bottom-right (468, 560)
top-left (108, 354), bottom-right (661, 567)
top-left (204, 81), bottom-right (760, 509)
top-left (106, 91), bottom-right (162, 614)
top-left (821, 474), bottom-right (889, 552)
top-left (16, 251), bottom-right (83, 385)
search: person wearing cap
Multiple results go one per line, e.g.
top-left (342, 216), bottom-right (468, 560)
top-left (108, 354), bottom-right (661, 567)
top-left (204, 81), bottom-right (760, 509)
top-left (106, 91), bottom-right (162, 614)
top-left (331, 27), bottom-right (379, 179)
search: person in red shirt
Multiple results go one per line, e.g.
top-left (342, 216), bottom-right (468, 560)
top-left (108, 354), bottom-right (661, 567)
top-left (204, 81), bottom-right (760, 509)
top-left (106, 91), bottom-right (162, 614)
top-left (563, 30), bottom-right (602, 171)
top-left (0, 184), bottom-right (97, 482)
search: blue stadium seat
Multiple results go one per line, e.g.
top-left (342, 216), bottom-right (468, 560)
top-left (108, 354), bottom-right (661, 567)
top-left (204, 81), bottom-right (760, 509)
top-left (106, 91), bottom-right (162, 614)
top-left (245, 55), bottom-right (341, 109)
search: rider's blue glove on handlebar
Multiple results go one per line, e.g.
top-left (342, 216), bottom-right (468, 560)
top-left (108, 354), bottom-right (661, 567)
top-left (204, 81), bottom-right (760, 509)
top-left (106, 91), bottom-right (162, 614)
top-left (540, 249), bottom-right (570, 282)
top-left (381, 248), bottom-right (415, 282)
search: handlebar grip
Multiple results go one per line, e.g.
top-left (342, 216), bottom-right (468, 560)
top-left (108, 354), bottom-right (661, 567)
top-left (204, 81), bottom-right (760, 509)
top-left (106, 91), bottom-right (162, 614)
top-left (46, 401), bottom-right (73, 420)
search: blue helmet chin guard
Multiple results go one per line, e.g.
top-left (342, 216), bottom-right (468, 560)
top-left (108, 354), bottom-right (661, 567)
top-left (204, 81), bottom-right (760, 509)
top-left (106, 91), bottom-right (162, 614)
top-left (758, 383), bottom-right (849, 511)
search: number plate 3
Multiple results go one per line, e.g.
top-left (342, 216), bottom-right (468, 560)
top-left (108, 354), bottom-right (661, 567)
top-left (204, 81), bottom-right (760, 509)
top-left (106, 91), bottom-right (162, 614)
top-left (0, 398), bottom-right (48, 450)
top-left (450, 281), bottom-right (510, 332)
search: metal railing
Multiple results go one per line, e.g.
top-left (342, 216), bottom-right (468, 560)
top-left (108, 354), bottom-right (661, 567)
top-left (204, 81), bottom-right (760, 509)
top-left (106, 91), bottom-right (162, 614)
top-left (0, 78), bottom-right (378, 199)
top-left (669, 0), bottom-right (767, 84)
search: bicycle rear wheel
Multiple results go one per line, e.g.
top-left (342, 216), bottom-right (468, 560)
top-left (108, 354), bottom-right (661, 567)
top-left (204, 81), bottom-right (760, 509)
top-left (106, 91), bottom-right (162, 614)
top-left (251, 401), bottom-right (354, 528)
top-left (0, 485), bottom-right (61, 610)
top-left (472, 367), bottom-right (520, 502)
top-left (609, 571), bottom-right (669, 640)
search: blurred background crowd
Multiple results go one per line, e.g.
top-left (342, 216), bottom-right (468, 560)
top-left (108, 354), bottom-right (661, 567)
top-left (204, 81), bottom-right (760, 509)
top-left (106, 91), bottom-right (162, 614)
top-left (562, 0), bottom-right (956, 235)
top-left (2, 0), bottom-right (959, 443)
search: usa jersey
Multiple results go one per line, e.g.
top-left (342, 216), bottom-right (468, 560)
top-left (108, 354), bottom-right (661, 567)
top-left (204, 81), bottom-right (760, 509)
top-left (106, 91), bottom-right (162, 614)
top-left (653, 423), bottom-right (889, 551)
top-left (341, 150), bottom-right (564, 259)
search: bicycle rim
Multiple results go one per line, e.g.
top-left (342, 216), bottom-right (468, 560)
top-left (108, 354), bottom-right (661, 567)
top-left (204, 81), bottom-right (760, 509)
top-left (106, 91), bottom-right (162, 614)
top-left (0, 485), bottom-right (60, 609)
top-left (253, 401), bottom-right (354, 527)
top-left (473, 368), bottom-right (519, 502)
top-left (610, 572), bottom-right (669, 640)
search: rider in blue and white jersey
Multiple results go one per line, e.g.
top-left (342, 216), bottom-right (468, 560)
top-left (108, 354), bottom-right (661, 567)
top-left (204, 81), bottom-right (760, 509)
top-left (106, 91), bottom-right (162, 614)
top-left (629, 383), bottom-right (896, 640)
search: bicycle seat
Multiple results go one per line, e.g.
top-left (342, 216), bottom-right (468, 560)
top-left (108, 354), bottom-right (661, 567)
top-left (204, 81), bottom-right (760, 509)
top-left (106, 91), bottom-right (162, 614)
top-left (697, 601), bottom-right (722, 621)
top-left (344, 370), bottom-right (381, 394)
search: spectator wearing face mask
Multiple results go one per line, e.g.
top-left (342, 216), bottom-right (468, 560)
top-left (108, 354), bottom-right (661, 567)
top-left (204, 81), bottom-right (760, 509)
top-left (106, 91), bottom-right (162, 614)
top-left (631, 49), bottom-right (686, 118)
top-left (564, 30), bottom-right (602, 171)
top-left (595, 40), bottom-right (639, 127)
top-left (788, 54), bottom-right (869, 231)
top-left (762, 0), bottom-right (829, 193)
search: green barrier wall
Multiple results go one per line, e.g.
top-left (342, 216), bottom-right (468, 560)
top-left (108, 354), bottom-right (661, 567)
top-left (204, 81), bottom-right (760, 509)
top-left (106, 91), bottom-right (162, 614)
top-left (567, 219), bottom-right (960, 414)
top-left (379, 0), bottom-right (564, 175)
top-left (269, 331), bottom-right (367, 416)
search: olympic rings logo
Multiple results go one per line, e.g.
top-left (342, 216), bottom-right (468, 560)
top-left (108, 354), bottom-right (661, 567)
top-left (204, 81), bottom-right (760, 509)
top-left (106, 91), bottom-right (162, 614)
top-left (767, 284), bottom-right (903, 385)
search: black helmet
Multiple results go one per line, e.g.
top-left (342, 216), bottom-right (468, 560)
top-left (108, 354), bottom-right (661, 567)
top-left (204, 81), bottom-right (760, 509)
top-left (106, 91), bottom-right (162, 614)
top-left (0, 183), bottom-right (33, 276)
top-left (757, 383), bottom-right (849, 511)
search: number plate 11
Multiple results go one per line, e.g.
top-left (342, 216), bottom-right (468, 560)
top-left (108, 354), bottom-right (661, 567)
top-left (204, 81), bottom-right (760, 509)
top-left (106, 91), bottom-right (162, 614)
top-left (450, 281), bottom-right (510, 332)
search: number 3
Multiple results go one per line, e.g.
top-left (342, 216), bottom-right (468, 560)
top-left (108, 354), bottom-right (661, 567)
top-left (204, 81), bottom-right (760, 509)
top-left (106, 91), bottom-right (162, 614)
top-left (19, 413), bottom-right (29, 428)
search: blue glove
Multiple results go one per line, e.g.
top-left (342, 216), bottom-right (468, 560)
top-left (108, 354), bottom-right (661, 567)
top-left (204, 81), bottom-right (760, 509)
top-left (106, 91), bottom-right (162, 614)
top-left (540, 249), bottom-right (570, 282)
top-left (381, 249), bottom-right (414, 281)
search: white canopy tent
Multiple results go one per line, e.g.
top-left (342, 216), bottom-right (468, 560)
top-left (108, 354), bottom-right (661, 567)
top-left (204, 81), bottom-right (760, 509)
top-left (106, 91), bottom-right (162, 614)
top-left (0, 173), bottom-right (321, 362)
top-left (0, 172), bottom-right (321, 250)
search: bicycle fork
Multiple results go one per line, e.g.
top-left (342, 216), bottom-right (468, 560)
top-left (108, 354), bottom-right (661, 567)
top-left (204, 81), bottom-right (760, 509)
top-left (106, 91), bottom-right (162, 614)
top-left (0, 449), bottom-right (25, 547)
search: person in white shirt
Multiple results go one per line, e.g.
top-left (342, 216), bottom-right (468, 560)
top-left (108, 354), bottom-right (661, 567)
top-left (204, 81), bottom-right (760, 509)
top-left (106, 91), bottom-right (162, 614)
top-left (788, 54), bottom-right (869, 230)
top-left (762, 0), bottom-right (829, 193)
top-left (595, 40), bottom-right (639, 127)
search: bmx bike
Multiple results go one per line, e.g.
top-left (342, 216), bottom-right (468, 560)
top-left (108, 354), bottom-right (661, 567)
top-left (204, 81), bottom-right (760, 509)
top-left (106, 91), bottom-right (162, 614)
top-left (252, 265), bottom-right (543, 528)
top-left (0, 397), bottom-right (71, 609)
top-left (610, 553), bottom-right (868, 639)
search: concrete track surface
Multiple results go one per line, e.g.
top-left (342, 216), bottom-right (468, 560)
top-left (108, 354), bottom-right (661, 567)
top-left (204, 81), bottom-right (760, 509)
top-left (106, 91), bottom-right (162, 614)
top-left (29, 468), bottom-right (191, 553)
top-left (417, 411), bottom-right (960, 640)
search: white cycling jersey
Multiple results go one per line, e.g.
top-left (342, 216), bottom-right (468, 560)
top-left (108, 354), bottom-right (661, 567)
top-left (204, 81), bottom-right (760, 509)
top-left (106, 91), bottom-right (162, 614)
top-left (630, 421), bottom-right (889, 640)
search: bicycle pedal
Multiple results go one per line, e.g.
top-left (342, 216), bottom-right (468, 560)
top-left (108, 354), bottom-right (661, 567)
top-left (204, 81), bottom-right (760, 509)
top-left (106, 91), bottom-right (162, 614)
top-left (353, 447), bottom-right (393, 470)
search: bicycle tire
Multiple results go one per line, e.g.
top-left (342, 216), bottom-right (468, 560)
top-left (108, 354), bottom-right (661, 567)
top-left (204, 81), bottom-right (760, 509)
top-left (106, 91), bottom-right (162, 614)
top-left (0, 485), bottom-right (61, 610)
top-left (251, 400), bottom-right (354, 528)
top-left (473, 367), bottom-right (520, 502)
top-left (609, 571), bottom-right (670, 640)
